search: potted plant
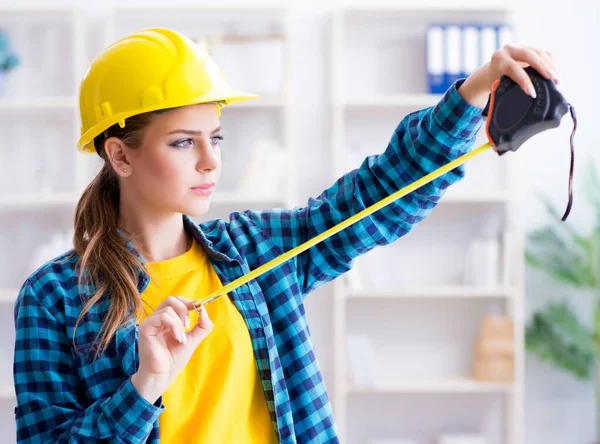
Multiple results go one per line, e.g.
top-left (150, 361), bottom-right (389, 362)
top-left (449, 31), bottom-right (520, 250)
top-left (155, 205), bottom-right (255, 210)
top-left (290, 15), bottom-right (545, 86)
top-left (525, 162), bottom-right (600, 439)
top-left (0, 30), bottom-right (20, 95)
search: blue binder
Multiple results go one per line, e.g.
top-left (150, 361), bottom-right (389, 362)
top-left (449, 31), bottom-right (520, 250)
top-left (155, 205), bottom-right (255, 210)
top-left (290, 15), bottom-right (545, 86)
top-left (461, 24), bottom-right (480, 80)
top-left (427, 22), bottom-right (510, 94)
top-left (426, 24), bottom-right (445, 94)
top-left (444, 24), bottom-right (462, 89)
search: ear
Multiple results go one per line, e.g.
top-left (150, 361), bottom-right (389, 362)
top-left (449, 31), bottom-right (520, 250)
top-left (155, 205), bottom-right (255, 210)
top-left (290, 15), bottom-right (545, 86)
top-left (104, 137), bottom-right (132, 177)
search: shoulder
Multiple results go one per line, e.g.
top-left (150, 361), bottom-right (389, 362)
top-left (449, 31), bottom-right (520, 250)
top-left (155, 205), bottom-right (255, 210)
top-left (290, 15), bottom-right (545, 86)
top-left (15, 249), bottom-right (80, 320)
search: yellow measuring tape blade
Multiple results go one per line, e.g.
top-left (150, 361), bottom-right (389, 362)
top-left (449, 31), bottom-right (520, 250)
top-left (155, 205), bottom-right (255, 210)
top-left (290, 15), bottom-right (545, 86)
top-left (193, 141), bottom-right (493, 309)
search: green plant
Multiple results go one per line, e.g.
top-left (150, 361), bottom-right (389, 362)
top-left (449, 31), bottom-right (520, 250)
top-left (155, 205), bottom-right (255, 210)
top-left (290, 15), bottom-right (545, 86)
top-left (0, 30), bottom-right (19, 73)
top-left (525, 162), bottom-right (600, 436)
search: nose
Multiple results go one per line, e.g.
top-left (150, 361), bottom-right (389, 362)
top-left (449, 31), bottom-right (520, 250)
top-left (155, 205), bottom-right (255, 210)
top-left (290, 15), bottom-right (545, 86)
top-left (195, 139), bottom-right (219, 173)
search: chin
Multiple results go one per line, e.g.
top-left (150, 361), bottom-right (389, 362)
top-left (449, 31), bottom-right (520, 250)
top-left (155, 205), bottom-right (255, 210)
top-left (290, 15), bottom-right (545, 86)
top-left (183, 201), bottom-right (212, 218)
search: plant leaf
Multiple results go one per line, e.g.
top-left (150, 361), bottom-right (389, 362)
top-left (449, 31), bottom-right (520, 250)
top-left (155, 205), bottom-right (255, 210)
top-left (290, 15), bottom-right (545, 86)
top-left (525, 302), bottom-right (593, 380)
top-left (539, 196), bottom-right (588, 250)
top-left (545, 302), bottom-right (594, 354)
top-left (525, 157), bottom-right (600, 379)
top-left (526, 226), bottom-right (594, 287)
top-left (525, 251), bottom-right (588, 287)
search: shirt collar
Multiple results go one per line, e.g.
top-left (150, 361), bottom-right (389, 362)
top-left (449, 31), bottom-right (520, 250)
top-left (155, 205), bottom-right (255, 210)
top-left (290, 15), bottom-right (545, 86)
top-left (126, 214), bottom-right (241, 293)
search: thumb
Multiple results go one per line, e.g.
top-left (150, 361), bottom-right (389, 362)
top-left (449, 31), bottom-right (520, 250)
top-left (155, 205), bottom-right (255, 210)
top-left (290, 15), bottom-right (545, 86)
top-left (187, 305), bottom-right (213, 346)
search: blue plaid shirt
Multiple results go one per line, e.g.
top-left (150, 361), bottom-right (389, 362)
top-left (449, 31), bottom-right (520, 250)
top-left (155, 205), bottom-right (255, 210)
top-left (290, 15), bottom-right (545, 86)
top-left (13, 80), bottom-right (482, 443)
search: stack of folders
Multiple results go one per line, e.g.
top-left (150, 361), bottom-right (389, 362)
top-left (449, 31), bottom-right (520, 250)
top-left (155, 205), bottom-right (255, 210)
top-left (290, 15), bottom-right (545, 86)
top-left (426, 24), bottom-right (513, 94)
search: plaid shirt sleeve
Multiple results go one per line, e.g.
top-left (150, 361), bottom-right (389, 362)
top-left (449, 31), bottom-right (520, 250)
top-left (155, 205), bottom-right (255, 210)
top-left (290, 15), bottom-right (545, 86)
top-left (13, 279), bottom-right (164, 443)
top-left (246, 80), bottom-right (483, 298)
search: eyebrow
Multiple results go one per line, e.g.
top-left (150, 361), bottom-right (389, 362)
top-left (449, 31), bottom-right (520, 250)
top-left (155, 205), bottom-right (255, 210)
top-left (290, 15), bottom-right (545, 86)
top-left (168, 126), bottom-right (222, 136)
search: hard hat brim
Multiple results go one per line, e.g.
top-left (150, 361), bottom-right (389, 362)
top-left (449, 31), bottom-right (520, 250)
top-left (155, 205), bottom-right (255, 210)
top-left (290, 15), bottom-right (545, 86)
top-left (77, 89), bottom-right (258, 154)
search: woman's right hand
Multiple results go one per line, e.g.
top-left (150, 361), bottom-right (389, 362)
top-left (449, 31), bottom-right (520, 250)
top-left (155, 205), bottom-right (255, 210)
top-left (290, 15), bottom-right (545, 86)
top-left (131, 296), bottom-right (213, 404)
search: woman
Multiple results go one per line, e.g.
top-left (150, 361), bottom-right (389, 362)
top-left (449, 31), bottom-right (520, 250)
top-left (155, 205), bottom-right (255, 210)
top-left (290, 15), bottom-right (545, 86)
top-left (13, 28), bottom-right (558, 443)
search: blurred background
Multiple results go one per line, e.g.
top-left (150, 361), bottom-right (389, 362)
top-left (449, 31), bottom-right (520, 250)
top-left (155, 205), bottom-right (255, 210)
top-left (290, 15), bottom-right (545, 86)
top-left (0, 0), bottom-right (597, 443)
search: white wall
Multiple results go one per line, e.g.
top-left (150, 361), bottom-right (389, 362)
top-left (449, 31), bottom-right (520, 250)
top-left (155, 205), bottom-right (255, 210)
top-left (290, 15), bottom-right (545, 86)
top-left (4, 0), bottom-right (599, 442)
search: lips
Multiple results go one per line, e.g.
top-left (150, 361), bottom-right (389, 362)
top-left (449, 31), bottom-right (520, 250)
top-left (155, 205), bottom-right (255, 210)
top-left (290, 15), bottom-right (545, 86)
top-left (191, 182), bottom-right (215, 190)
top-left (190, 182), bottom-right (215, 196)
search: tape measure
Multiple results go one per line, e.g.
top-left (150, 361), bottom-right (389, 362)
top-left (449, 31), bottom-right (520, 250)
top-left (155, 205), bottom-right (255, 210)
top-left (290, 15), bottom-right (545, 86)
top-left (192, 69), bottom-right (577, 311)
top-left (484, 66), bottom-right (571, 155)
top-left (483, 66), bottom-right (576, 220)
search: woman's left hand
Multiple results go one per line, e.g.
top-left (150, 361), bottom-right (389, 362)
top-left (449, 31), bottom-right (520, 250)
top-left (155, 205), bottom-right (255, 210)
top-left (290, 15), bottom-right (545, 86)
top-left (458, 44), bottom-right (560, 108)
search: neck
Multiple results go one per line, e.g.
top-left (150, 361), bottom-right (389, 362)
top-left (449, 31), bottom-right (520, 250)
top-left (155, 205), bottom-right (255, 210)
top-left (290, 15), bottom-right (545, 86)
top-left (118, 198), bottom-right (190, 263)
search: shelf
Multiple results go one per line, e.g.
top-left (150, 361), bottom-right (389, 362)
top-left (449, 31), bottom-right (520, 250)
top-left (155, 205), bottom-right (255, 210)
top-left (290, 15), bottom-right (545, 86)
top-left (441, 192), bottom-right (510, 204)
top-left (115, 4), bottom-right (286, 13)
top-left (0, 95), bottom-right (283, 111)
top-left (0, 290), bottom-right (17, 304)
top-left (230, 94), bottom-right (287, 108)
top-left (0, 194), bottom-right (78, 210)
top-left (346, 286), bottom-right (513, 299)
top-left (347, 378), bottom-right (513, 394)
top-left (0, 97), bottom-right (76, 111)
top-left (0, 5), bottom-right (76, 13)
top-left (341, 3), bottom-right (516, 13)
top-left (342, 94), bottom-right (443, 109)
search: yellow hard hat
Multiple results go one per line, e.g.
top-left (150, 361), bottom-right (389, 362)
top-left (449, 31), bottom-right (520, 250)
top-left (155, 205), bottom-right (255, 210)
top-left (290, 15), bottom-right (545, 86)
top-left (77, 27), bottom-right (257, 153)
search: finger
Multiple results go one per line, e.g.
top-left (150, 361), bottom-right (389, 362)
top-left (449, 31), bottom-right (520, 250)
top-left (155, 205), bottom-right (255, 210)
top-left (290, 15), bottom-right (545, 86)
top-left (175, 296), bottom-right (193, 329)
top-left (142, 311), bottom-right (186, 344)
top-left (505, 44), bottom-right (554, 82)
top-left (187, 307), bottom-right (213, 347)
top-left (153, 306), bottom-right (186, 344)
top-left (531, 47), bottom-right (559, 83)
top-left (153, 306), bottom-right (182, 325)
top-left (527, 46), bottom-right (558, 75)
top-left (499, 56), bottom-right (537, 98)
top-left (197, 305), bottom-right (213, 330)
top-left (157, 296), bottom-right (190, 330)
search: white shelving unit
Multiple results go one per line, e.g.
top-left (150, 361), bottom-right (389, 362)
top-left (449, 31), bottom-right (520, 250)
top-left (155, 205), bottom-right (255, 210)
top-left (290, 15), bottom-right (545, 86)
top-left (0, 5), bottom-right (84, 294)
top-left (0, 11), bottom-right (84, 437)
top-left (0, 5), bottom-right (295, 442)
top-left (330, 5), bottom-right (523, 444)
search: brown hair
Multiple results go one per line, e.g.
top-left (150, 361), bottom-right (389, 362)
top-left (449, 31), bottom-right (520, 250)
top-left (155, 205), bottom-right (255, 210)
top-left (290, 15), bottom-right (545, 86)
top-left (72, 111), bottom-right (161, 359)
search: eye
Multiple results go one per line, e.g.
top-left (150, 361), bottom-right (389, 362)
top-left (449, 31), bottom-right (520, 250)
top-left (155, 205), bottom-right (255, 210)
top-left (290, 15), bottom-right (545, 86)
top-left (170, 138), bottom-right (194, 148)
top-left (211, 135), bottom-right (224, 147)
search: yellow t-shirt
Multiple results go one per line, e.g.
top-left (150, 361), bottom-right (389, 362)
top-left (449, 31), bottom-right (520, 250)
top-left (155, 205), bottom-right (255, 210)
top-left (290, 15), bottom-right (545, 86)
top-left (138, 239), bottom-right (277, 443)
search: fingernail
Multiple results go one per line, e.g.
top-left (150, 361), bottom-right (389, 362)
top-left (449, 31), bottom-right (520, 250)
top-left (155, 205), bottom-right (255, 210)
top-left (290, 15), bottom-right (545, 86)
top-left (179, 332), bottom-right (184, 344)
top-left (185, 316), bottom-right (190, 330)
top-left (528, 85), bottom-right (537, 98)
top-left (182, 331), bottom-right (187, 344)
